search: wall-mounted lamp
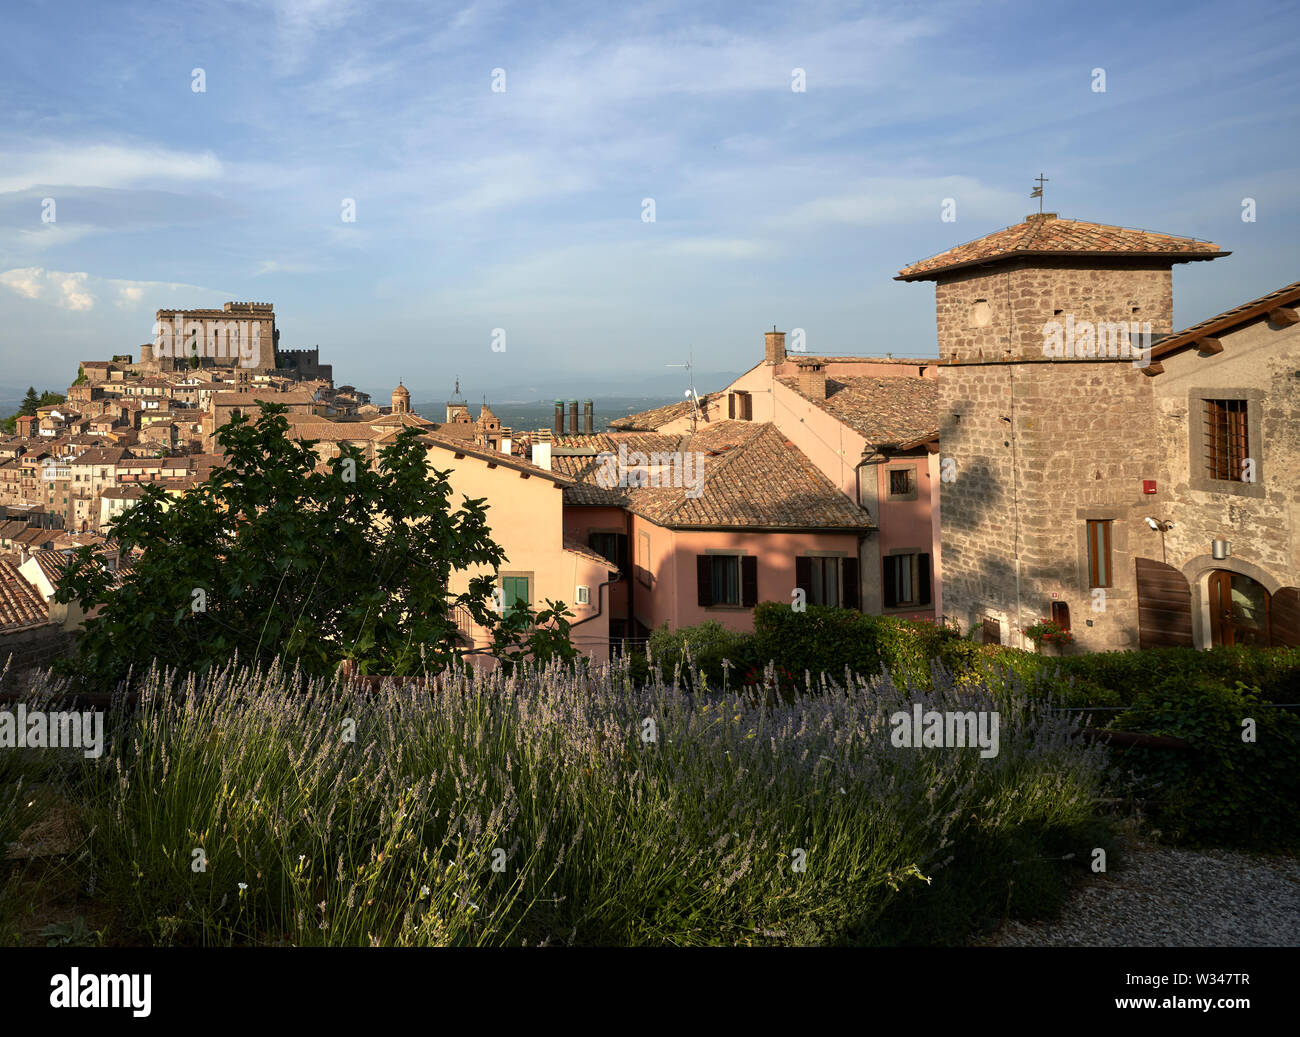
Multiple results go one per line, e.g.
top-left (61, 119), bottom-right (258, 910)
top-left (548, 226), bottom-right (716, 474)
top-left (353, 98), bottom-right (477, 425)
top-left (1212, 539), bottom-right (1231, 560)
top-left (1144, 517), bottom-right (1174, 564)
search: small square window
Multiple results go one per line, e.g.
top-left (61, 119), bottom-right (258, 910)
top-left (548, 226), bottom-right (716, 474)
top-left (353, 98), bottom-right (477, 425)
top-left (888, 469), bottom-right (914, 496)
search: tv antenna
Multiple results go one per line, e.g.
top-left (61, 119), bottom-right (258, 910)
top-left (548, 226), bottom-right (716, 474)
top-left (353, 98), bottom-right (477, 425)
top-left (666, 350), bottom-right (700, 434)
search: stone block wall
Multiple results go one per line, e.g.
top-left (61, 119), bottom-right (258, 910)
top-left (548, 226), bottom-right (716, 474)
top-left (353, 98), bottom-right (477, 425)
top-left (938, 357), bottom-right (1162, 650)
top-left (934, 261), bottom-right (1174, 363)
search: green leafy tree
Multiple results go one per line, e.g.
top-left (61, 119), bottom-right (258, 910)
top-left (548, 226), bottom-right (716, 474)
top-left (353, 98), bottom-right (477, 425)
top-left (56, 403), bottom-right (525, 686)
top-left (38, 391), bottom-right (65, 407)
top-left (19, 386), bottom-right (40, 415)
top-left (488, 598), bottom-right (584, 676)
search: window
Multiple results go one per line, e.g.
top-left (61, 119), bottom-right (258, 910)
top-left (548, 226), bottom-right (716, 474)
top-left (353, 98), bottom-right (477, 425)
top-left (981, 618), bottom-right (1002, 645)
top-left (1050, 600), bottom-right (1071, 632)
top-left (712, 556), bottom-right (740, 605)
top-left (499, 575), bottom-right (531, 619)
top-left (588, 532), bottom-right (628, 571)
top-left (728, 391), bottom-right (752, 421)
top-left (637, 531), bottom-right (652, 587)
top-left (1086, 520), bottom-right (1112, 588)
top-left (795, 555), bottom-right (860, 609)
top-left (697, 554), bottom-right (757, 608)
top-left (883, 553), bottom-right (932, 608)
top-left (1203, 398), bottom-right (1249, 481)
top-left (888, 468), bottom-right (913, 496)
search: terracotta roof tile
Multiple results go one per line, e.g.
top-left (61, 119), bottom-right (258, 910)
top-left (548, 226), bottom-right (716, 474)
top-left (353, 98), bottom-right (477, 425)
top-left (559, 422), bottom-right (873, 530)
top-left (608, 393), bottom-right (719, 431)
top-left (896, 214), bottom-right (1226, 281)
top-left (0, 559), bottom-right (49, 631)
top-left (1151, 279), bottom-right (1300, 359)
top-left (778, 376), bottom-right (939, 447)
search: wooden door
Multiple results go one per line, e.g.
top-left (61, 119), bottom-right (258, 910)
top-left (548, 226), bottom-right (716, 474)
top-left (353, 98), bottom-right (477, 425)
top-left (1208, 570), bottom-right (1271, 647)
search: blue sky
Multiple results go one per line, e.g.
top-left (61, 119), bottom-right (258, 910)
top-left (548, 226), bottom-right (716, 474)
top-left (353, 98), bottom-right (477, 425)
top-left (1, 0), bottom-right (1297, 398)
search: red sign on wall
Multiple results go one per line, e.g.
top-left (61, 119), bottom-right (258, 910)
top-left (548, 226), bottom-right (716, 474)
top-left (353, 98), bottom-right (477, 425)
top-left (1143, 480), bottom-right (1157, 495)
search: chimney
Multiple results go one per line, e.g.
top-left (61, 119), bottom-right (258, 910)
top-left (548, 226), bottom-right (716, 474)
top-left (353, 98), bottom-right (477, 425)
top-left (568, 399), bottom-right (579, 436)
top-left (765, 329), bottom-right (786, 365)
top-left (796, 358), bottom-right (826, 400)
top-left (583, 399), bottom-right (594, 435)
top-left (554, 400), bottom-right (565, 436)
top-left (500, 427), bottom-right (512, 454)
top-left (1024, 212), bottom-right (1057, 222)
top-left (532, 428), bottom-right (552, 471)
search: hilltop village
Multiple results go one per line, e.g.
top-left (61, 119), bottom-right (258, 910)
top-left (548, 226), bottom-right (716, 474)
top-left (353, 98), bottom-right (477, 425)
top-left (2, 215), bottom-right (1298, 672)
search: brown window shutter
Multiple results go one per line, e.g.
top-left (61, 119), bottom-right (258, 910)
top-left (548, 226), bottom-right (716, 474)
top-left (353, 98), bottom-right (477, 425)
top-left (728, 393), bottom-right (735, 419)
top-left (696, 555), bottom-right (713, 607)
top-left (841, 556), bottom-right (860, 610)
top-left (795, 556), bottom-right (812, 595)
top-left (917, 553), bottom-right (932, 606)
top-left (741, 555), bottom-right (758, 607)
top-left (882, 557), bottom-right (898, 608)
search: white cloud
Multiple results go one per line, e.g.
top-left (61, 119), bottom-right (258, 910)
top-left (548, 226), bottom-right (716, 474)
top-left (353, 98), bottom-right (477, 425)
top-left (0, 268), bottom-right (229, 312)
top-left (0, 144), bottom-right (223, 194)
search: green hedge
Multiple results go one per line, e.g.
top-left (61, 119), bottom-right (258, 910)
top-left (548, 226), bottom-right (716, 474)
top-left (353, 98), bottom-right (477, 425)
top-left (1110, 676), bottom-right (1300, 850)
top-left (643, 607), bottom-right (1300, 851)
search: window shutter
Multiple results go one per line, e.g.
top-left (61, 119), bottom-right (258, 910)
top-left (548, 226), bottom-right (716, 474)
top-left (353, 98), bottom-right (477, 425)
top-left (882, 557), bottom-right (898, 608)
top-left (728, 393), bottom-right (736, 419)
top-left (795, 556), bottom-right (812, 595)
top-left (696, 555), bottom-right (713, 607)
top-left (617, 534), bottom-right (629, 574)
top-left (841, 557), bottom-right (860, 610)
top-left (917, 553), bottom-right (932, 606)
top-left (741, 555), bottom-right (758, 607)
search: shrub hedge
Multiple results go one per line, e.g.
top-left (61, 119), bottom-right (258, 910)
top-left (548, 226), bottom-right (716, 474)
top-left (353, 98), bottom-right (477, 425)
top-left (644, 604), bottom-right (1300, 850)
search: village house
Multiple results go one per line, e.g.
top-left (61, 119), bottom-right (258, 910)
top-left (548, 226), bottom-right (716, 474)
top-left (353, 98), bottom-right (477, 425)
top-left (897, 212), bottom-right (1300, 650)
top-left (595, 330), bottom-right (941, 636)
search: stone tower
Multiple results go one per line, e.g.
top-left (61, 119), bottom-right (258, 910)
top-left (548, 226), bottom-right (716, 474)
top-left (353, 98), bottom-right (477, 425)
top-left (896, 213), bottom-right (1226, 650)
top-left (392, 382), bottom-right (410, 414)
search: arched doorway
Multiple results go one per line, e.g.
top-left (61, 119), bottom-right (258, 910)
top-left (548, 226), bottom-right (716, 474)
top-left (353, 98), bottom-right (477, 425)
top-left (1207, 570), bottom-right (1271, 646)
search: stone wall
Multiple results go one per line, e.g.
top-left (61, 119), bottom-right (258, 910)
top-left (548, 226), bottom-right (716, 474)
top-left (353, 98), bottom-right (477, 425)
top-left (934, 260), bottom-right (1174, 363)
top-left (1151, 315), bottom-right (1300, 645)
top-left (938, 357), bottom-right (1160, 650)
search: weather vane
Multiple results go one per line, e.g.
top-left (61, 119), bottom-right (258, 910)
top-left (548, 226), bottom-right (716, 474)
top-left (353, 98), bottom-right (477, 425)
top-left (1031, 173), bottom-right (1049, 213)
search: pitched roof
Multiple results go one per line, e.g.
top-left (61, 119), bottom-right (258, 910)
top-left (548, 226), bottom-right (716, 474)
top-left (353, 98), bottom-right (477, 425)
top-left (563, 537), bottom-right (618, 571)
top-left (419, 431), bottom-right (573, 486)
top-left (26, 550), bottom-right (75, 589)
top-left (558, 422), bottom-right (873, 530)
top-left (1150, 279), bottom-right (1300, 361)
top-left (896, 214), bottom-right (1227, 281)
top-left (608, 393), bottom-right (719, 431)
top-left (71, 447), bottom-right (131, 466)
top-left (778, 375), bottom-right (939, 448)
top-left (0, 560), bottom-right (49, 631)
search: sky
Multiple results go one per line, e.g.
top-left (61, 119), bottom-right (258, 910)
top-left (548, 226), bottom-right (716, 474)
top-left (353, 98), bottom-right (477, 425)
top-left (1, 0), bottom-right (1297, 399)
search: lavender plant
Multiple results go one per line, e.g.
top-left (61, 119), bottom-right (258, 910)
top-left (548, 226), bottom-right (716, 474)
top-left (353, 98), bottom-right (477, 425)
top-left (16, 654), bottom-right (1109, 946)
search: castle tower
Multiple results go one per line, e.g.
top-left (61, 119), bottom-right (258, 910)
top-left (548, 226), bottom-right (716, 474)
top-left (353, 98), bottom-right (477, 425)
top-left (392, 382), bottom-right (410, 414)
top-left (897, 212), bottom-right (1227, 651)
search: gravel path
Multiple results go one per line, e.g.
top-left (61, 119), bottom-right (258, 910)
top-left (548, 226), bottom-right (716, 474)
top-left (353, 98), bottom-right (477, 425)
top-left (973, 834), bottom-right (1300, 947)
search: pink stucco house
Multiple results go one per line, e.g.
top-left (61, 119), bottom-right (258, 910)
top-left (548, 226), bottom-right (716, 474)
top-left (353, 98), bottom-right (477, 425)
top-left (557, 331), bottom-right (940, 643)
